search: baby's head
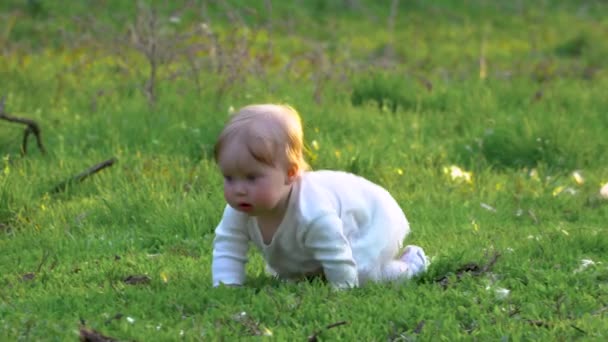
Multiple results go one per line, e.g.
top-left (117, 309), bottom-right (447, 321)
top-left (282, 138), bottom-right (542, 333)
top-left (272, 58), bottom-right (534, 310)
top-left (214, 104), bottom-right (310, 175)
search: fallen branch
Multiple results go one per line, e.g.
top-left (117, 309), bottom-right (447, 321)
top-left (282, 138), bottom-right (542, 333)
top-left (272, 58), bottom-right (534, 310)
top-left (51, 158), bottom-right (117, 193)
top-left (307, 320), bottom-right (348, 342)
top-left (0, 96), bottom-right (46, 155)
top-left (79, 319), bottom-right (117, 342)
top-left (413, 320), bottom-right (425, 334)
top-left (435, 252), bottom-right (501, 288)
top-left (123, 275), bottom-right (151, 285)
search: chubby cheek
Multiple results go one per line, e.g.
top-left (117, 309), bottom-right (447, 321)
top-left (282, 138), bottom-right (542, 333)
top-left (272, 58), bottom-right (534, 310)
top-left (251, 187), bottom-right (278, 207)
top-left (223, 185), bottom-right (234, 203)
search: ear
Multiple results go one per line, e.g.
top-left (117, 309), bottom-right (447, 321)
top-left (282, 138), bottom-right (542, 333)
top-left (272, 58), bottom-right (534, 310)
top-left (286, 164), bottom-right (299, 184)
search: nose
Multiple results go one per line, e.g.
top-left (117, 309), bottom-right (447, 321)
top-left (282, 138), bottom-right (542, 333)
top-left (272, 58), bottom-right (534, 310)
top-left (234, 181), bottom-right (247, 195)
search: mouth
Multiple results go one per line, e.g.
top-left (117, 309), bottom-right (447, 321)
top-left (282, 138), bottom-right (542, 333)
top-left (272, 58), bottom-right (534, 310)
top-left (237, 203), bottom-right (253, 212)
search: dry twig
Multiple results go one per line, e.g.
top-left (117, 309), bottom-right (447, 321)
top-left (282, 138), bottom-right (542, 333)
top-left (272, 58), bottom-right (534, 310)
top-left (307, 320), bottom-right (348, 342)
top-left (51, 158), bottom-right (117, 193)
top-left (0, 96), bottom-right (46, 155)
top-left (79, 319), bottom-right (117, 342)
top-left (435, 252), bottom-right (501, 288)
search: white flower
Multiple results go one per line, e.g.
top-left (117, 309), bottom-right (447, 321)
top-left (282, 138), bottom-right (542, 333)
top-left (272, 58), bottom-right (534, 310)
top-left (126, 316), bottom-right (135, 324)
top-left (485, 286), bottom-right (510, 300)
top-left (574, 259), bottom-right (596, 273)
top-left (495, 287), bottom-right (510, 300)
top-left (600, 182), bottom-right (608, 199)
top-left (480, 203), bottom-right (496, 212)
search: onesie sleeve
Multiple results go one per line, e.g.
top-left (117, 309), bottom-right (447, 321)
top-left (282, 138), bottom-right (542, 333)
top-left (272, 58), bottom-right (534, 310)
top-left (303, 214), bottom-right (358, 288)
top-left (212, 206), bottom-right (250, 286)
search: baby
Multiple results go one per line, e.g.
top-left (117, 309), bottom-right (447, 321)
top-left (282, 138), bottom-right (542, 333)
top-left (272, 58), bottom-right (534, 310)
top-left (211, 104), bottom-right (428, 289)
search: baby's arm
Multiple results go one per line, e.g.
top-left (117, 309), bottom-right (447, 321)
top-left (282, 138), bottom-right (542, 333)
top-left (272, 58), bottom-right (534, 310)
top-left (212, 207), bottom-right (250, 286)
top-left (303, 214), bottom-right (358, 288)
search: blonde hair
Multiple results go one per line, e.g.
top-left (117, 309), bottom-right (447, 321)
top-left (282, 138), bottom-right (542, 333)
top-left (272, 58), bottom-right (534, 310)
top-left (214, 104), bottom-right (310, 172)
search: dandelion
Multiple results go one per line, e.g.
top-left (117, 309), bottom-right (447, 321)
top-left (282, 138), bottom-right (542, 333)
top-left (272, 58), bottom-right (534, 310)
top-left (334, 150), bottom-right (341, 159)
top-left (443, 165), bottom-right (472, 183)
top-left (311, 140), bottom-right (320, 151)
top-left (160, 271), bottom-right (169, 284)
top-left (228, 105), bottom-right (235, 114)
top-left (600, 182), bottom-right (608, 199)
top-left (395, 168), bottom-right (404, 176)
top-left (572, 171), bottom-right (584, 185)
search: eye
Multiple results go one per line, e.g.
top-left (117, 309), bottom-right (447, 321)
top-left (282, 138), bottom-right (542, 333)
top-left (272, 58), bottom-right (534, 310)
top-left (246, 174), bottom-right (257, 182)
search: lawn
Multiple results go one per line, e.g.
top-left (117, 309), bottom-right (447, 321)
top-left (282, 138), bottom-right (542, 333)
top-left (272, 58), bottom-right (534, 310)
top-left (1, 0), bottom-right (607, 340)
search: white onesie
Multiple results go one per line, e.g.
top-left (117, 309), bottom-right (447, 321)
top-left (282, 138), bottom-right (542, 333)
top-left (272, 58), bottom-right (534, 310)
top-left (212, 170), bottom-right (413, 288)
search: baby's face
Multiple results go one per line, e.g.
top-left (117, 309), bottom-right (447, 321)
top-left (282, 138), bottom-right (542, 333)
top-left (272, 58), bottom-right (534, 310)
top-left (217, 140), bottom-right (291, 217)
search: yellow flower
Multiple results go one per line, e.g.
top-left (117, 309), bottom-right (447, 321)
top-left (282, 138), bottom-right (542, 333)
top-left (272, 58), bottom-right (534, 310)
top-left (395, 168), bottom-right (404, 176)
top-left (572, 171), bottom-right (584, 185)
top-left (160, 271), bottom-right (169, 284)
top-left (552, 186), bottom-right (564, 196)
top-left (262, 327), bottom-right (273, 336)
top-left (443, 165), bottom-right (472, 183)
top-left (334, 150), bottom-right (341, 159)
top-left (311, 140), bottom-right (320, 151)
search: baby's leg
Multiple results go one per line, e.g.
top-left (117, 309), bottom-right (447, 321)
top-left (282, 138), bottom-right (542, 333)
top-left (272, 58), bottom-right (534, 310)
top-left (369, 245), bottom-right (429, 282)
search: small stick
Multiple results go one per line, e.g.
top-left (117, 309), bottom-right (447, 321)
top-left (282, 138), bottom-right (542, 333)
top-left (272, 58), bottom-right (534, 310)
top-left (0, 96), bottom-right (46, 155)
top-left (413, 320), bottom-right (425, 334)
top-left (307, 320), bottom-right (348, 342)
top-left (435, 252), bottom-right (501, 288)
top-left (51, 158), bottom-right (117, 193)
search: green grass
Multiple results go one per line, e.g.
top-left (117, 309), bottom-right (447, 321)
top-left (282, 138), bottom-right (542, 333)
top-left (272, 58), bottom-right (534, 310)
top-left (1, 0), bottom-right (608, 340)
